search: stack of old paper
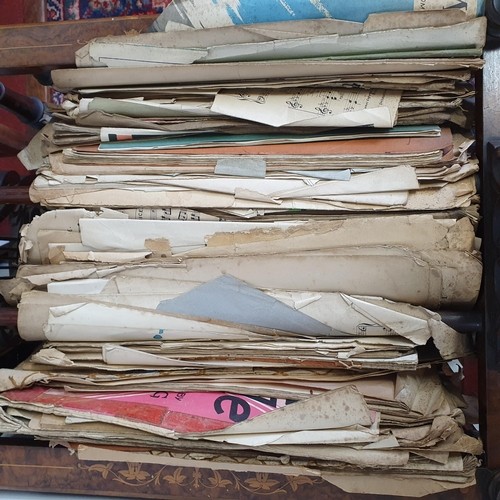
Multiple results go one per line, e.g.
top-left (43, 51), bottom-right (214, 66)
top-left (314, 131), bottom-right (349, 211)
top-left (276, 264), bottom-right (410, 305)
top-left (5, 208), bottom-right (481, 306)
top-left (21, 13), bottom-right (485, 213)
top-left (2, 4), bottom-right (486, 496)
top-left (29, 127), bottom-right (480, 212)
top-left (0, 207), bottom-right (478, 373)
top-left (0, 368), bottom-right (483, 496)
top-left (149, 0), bottom-right (485, 31)
top-left (0, 218), bottom-right (482, 493)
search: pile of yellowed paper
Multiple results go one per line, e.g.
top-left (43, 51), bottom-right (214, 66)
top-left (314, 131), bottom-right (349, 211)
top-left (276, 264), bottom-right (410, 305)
top-left (0, 3), bottom-right (487, 496)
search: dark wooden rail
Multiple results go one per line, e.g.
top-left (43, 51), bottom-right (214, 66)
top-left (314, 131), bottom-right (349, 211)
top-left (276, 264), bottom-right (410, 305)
top-left (0, 186), bottom-right (32, 205)
top-left (0, 15), bottom-right (155, 77)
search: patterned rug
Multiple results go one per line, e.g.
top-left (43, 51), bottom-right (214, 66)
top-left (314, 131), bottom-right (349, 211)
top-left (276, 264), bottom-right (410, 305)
top-left (47, 0), bottom-right (171, 21)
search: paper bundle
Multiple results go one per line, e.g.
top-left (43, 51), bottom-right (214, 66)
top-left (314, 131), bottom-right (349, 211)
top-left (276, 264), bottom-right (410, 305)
top-left (2, 5), bottom-right (486, 496)
top-left (0, 369), bottom-right (482, 496)
top-left (22, 14), bottom-right (484, 214)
